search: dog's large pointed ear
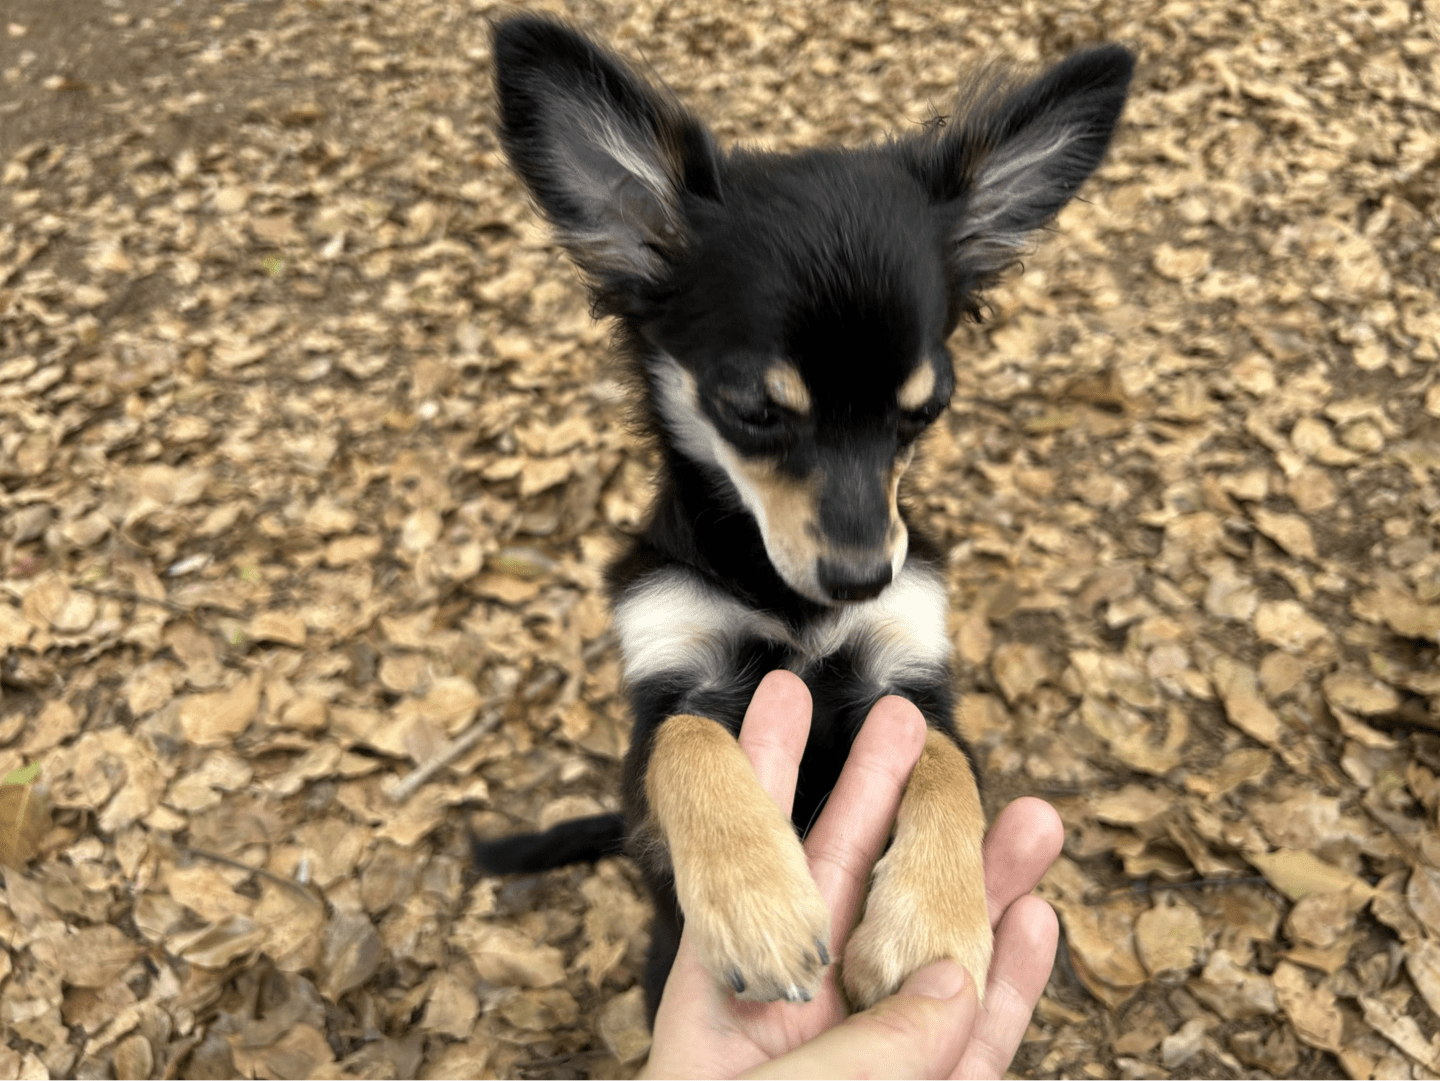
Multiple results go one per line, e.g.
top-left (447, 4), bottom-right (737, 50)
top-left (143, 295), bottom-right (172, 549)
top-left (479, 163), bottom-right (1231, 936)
top-left (492, 16), bottom-right (720, 291)
top-left (908, 45), bottom-right (1134, 304)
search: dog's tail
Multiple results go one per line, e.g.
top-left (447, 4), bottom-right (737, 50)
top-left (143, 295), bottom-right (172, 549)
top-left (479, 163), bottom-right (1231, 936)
top-left (472, 812), bottom-right (627, 875)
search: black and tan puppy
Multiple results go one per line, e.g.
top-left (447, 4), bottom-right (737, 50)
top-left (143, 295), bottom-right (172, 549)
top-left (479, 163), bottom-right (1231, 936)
top-left (476, 15), bottom-right (1133, 1019)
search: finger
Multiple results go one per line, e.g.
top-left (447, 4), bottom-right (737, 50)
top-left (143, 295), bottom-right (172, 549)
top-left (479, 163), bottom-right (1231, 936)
top-left (982, 797), bottom-right (1064, 927)
top-left (803, 695), bottom-right (926, 943)
top-left (737, 670), bottom-right (814, 817)
top-left (741, 960), bottom-right (978, 1080)
top-left (954, 895), bottom-right (1059, 1080)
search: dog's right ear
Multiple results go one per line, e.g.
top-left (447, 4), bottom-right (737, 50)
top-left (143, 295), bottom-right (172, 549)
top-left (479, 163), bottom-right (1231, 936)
top-left (492, 16), bottom-right (721, 291)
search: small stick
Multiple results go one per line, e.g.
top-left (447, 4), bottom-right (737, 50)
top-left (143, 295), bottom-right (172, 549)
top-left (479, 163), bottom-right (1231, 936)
top-left (77, 586), bottom-right (249, 620)
top-left (183, 845), bottom-right (323, 904)
top-left (388, 706), bottom-right (504, 802)
top-left (388, 631), bottom-right (614, 803)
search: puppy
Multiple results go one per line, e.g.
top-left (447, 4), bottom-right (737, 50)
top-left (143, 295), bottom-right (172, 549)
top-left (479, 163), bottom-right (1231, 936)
top-left (476, 14), bottom-right (1133, 1019)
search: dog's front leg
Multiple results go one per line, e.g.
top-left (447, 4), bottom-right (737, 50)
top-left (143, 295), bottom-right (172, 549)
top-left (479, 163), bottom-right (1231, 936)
top-left (842, 729), bottom-right (992, 1009)
top-left (647, 713), bottom-right (832, 1002)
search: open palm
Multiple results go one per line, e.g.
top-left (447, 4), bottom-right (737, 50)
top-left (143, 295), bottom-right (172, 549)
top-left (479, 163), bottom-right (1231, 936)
top-left (641, 671), bottom-right (1064, 1080)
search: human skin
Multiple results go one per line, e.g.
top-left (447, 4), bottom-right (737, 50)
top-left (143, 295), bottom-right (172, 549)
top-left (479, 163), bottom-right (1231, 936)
top-left (641, 670), bottom-right (1064, 1080)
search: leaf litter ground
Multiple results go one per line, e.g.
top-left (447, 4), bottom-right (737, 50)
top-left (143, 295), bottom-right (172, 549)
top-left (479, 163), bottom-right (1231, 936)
top-left (1, 0), bottom-right (1438, 1077)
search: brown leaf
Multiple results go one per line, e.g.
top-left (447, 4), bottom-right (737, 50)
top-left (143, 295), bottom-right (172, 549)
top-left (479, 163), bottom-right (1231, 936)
top-left (1254, 600), bottom-right (1330, 653)
top-left (1191, 950), bottom-right (1277, 1021)
top-left (1092, 784), bottom-right (1172, 827)
top-left (991, 642), bottom-right (1052, 703)
top-left (1406, 939), bottom-right (1440, 1019)
top-left (1048, 883), bottom-right (1148, 1007)
top-left (1247, 849), bottom-right (1375, 905)
top-left (169, 915), bottom-right (266, 968)
top-left (48, 925), bottom-right (142, 988)
top-left (320, 911), bottom-right (383, 999)
top-left (1359, 994), bottom-right (1440, 1071)
top-left (453, 922), bottom-right (565, 989)
top-left (421, 971), bottom-right (479, 1039)
top-left (0, 782), bottom-right (50, 868)
top-left (1134, 896), bottom-right (1204, 980)
top-left (1322, 669), bottom-right (1402, 715)
top-left (1408, 865), bottom-right (1440, 937)
top-left (248, 610), bottom-right (308, 647)
top-left (598, 986), bottom-right (651, 1065)
top-left (1285, 892), bottom-right (1355, 949)
top-left (178, 673), bottom-right (263, 747)
top-left (1272, 960), bottom-right (1341, 1052)
top-left (1212, 655), bottom-right (1283, 746)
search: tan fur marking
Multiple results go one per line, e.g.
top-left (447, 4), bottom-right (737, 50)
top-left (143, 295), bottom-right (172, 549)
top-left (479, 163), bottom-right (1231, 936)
top-left (734, 458), bottom-right (827, 589)
top-left (885, 446), bottom-right (915, 549)
top-left (897, 362), bottom-right (937, 412)
top-left (738, 447), bottom-right (913, 589)
top-left (648, 713), bottom-right (832, 1001)
top-left (764, 362), bottom-right (812, 415)
top-left (843, 729), bottom-right (992, 1008)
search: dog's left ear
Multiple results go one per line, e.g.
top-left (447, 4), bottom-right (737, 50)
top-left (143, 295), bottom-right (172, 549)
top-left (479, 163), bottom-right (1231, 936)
top-left (908, 45), bottom-right (1135, 297)
top-left (492, 16), bottom-right (721, 293)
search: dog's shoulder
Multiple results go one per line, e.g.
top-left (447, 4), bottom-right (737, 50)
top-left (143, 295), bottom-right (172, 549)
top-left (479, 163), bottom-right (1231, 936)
top-left (613, 565), bottom-right (791, 688)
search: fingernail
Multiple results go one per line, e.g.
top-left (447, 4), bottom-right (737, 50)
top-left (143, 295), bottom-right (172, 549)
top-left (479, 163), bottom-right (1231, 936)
top-left (901, 960), bottom-right (966, 1000)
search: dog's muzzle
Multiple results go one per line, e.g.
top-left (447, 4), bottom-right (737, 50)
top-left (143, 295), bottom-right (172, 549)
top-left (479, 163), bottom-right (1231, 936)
top-left (817, 558), bottom-right (893, 603)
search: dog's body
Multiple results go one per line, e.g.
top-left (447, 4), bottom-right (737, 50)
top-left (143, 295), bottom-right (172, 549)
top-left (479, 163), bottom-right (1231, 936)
top-left (476, 15), bottom-right (1133, 1019)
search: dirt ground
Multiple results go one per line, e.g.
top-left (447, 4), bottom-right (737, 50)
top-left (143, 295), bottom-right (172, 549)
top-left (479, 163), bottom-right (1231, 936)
top-left (1, 0), bottom-right (1438, 1076)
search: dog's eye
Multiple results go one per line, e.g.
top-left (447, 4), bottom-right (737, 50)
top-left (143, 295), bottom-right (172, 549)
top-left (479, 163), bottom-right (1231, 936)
top-left (722, 401), bottom-right (783, 431)
top-left (737, 405), bottom-right (780, 428)
top-left (898, 402), bottom-right (946, 442)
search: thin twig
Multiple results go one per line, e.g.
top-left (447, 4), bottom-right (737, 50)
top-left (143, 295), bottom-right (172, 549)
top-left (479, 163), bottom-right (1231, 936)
top-left (1113, 874), bottom-right (1268, 897)
top-left (388, 706), bottom-right (505, 802)
top-left (388, 630), bottom-right (615, 803)
top-left (77, 586), bottom-right (249, 620)
top-left (182, 845), bottom-right (323, 904)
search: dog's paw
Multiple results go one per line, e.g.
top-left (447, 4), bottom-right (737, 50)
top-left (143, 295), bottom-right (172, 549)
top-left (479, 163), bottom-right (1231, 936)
top-left (679, 830), bottom-right (833, 1002)
top-left (841, 836), bottom-right (992, 1010)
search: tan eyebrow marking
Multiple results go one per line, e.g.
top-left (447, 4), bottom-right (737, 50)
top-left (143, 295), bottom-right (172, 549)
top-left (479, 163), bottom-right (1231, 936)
top-left (897, 362), bottom-right (936, 411)
top-left (764, 363), bottom-right (812, 415)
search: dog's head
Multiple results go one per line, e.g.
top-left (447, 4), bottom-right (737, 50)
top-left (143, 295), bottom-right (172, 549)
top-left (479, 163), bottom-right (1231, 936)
top-left (493, 17), bottom-right (1133, 605)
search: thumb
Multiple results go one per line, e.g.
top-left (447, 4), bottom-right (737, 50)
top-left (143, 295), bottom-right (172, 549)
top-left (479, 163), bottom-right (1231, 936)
top-left (741, 961), bottom-right (977, 1080)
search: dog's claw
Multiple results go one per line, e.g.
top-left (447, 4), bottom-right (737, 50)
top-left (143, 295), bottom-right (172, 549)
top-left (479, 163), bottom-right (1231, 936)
top-left (816, 938), bottom-right (831, 966)
top-left (728, 970), bottom-right (746, 994)
top-left (785, 984), bottom-right (811, 1003)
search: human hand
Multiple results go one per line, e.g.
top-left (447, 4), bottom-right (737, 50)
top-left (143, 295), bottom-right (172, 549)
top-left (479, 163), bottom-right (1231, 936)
top-left (640, 670), bottom-right (1063, 1080)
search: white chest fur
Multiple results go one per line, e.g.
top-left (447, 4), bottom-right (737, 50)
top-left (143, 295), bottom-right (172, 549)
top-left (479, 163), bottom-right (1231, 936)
top-left (613, 563), bottom-right (950, 695)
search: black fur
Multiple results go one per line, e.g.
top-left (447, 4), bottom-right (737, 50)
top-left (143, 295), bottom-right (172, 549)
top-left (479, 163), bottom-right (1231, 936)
top-left (471, 812), bottom-right (625, 874)
top-left (476, 14), bottom-right (1134, 1022)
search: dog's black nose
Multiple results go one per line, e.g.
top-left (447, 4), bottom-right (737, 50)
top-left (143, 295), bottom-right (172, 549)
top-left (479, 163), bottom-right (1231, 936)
top-left (818, 560), bottom-right (892, 603)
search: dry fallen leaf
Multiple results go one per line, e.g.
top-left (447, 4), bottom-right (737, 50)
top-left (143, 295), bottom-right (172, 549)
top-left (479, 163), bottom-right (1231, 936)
top-left (44, 925), bottom-right (142, 988)
top-left (1190, 950), bottom-right (1277, 1020)
top-left (1247, 849), bottom-right (1375, 905)
top-left (1272, 960), bottom-right (1342, 1052)
top-left (1133, 896), bottom-right (1204, 981)
top-left (0, 776), bottom-right (50, 868)
top-left (1211, 655), bottom-right (1283, 747)
top-left (597, 985), bottom-right (651, 1065)
top-left (319, 911), bottom-right (384, 999)
top-left (453, 922), bottom-right (567, 989)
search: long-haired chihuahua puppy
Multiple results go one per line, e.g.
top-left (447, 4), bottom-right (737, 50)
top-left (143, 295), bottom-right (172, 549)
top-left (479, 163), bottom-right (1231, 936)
top-left (476, 14), bottom-right (1133, 1020)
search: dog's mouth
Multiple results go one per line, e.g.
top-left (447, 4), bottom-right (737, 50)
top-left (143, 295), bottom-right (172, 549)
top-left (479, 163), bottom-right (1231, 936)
top-left (765, 525), bottom-right (909, 607)
top-left (816, 558), bottom-right (894, 603)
